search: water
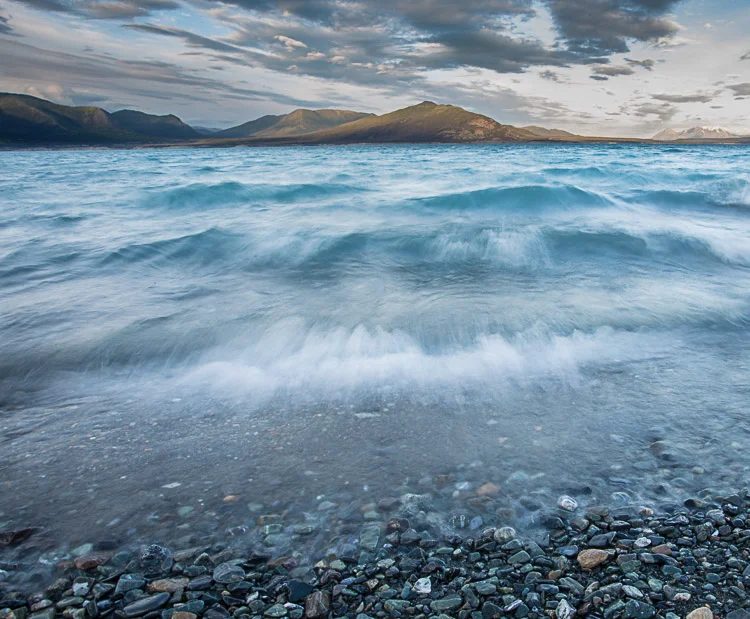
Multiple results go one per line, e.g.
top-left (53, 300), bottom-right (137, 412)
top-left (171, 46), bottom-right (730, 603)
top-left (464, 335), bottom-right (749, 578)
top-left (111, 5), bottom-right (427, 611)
top-left (1, 144), bottom-right (750, 561)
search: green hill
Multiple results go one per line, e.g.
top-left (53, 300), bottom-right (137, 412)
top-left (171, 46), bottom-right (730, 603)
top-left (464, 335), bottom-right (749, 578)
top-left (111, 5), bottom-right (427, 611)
top-left (221, 102), bottom-right (538, 145)
top-left (215, 109), bottom-right (373, 139)
top-left (110, 109), bottom-right (199, 140)
top-left (0, 93), bottom-right (198, 143)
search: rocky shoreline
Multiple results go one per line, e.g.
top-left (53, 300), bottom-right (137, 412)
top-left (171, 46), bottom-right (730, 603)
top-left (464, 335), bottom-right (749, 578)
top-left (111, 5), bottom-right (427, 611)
top-left (3, 488), bottom-right (750, 619)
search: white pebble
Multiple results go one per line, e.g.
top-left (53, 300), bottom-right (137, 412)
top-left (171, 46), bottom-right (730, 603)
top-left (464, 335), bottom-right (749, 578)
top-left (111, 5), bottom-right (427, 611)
top-left (557, 495), bottom-right (578, 511)
top-left (414, 577), bottom-right (431, 594)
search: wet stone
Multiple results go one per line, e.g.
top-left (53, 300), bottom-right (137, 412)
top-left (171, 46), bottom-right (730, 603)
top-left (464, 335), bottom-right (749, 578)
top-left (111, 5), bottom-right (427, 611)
top-left (149, 578), bottom-right (189, 593)
top-left (264, 605), bottom-right (287, 618)
top-left (623, 600), bottom-right (656, 619)
top-left (431, 595), bottom-right (463, 612)
top-left (508, 551), bottom-right (531, 565)
top-left (287, 581), bottom-right (314, 604)
top-left (116, 575), bottom-right (146, 595)
top-left (123, 593), bottom-right (170, 617)
top-left (212, 563), bottom-right (245, 584)
top-left (359, 526), bottom-right (380, 552)
top-left (304, 591), bottom-right (330, 618)
top-left (74, 553), bottom-right (111, 571)
top-left (186, 576), bottom-right (213, 591)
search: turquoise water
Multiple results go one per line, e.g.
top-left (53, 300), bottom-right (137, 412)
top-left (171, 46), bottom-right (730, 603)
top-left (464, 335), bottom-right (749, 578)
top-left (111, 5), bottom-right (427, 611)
top-left (1, 144), bottom-right (750, 549)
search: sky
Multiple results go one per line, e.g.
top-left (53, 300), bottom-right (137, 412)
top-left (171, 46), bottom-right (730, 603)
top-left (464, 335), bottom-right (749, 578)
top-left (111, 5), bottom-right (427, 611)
top-left (0, 0), bottom-right (748, 137)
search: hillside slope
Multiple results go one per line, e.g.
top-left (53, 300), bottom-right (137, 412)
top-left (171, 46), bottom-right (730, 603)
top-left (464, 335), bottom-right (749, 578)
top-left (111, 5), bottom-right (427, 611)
top-left (0, 93), bottom-right (198, 143)
top-left (110, 109), bottom-right (199, 140)
top-left (522, 125), bottom-right (578, 138)
top-left (215, 109), bottom-right (373, 139)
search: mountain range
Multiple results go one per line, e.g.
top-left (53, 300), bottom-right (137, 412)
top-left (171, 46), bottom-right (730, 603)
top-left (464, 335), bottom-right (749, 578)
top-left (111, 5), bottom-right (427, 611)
top-left (0, 92), bottom-right (199, 142)
top-left (652, 126), bottom-right (748, 141)
top-left (1, 92), bottom-right (748, 147)
top-left (205, 101), bottom-right (537, 145)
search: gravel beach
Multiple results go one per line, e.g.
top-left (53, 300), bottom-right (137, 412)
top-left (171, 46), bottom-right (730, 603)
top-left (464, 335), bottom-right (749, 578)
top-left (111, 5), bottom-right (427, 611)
top-left (3, 487), bottom-right (750, 619)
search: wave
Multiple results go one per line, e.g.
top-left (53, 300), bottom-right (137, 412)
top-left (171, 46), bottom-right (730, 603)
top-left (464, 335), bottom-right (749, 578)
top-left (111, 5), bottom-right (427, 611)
top-left (410, 184), bottom-right (612, 212)
top-left (98, 228), bottom-right (244, 269)
top-left (141, 180), bottom-right (366, 209)
top-left (184, 323), bottom-right (670, 401)
top-left (89, 213), bottom-right (750, 278)
top-left (625, 177), bottom-right (750, 210)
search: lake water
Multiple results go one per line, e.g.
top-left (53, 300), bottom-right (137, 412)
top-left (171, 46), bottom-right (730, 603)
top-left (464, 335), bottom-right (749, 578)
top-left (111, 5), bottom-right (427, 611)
top-left (1, 144), bottom-right (750, 564)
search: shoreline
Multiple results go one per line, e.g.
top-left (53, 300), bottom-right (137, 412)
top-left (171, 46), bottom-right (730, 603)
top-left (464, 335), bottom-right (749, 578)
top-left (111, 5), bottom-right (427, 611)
top-left (2, 139), bottom-right (750, 152)
top-left (2, 488), bottom-right (750, 619)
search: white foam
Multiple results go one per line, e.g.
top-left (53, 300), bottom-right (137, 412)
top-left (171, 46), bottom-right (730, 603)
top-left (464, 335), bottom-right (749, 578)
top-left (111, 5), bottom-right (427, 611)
top-left (430, 228), bottom-right (550, 267)
top-left (183, 322), bottom-right (669, 401)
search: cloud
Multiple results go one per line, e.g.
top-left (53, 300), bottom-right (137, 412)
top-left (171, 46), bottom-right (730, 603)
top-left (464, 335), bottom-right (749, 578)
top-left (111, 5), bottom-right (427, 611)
top-left (651, 92), bottom-right (715, 103)
top-left (741, 51), bottom-right (750, 61)
top-left (539, 69), bottom-right (562, 81)
top-left (123, 23), bottom-right (251, 54)
top-left (631, 101), bottom-right (678, 122)
top-left (9, 0), bottom-right (180, 18)
top-left (84, 0), bottom-right (180, 19)
top-left (592, 64), bottom-right (635, 77)
top-left (626, 58), bottom-right (656, 70)
top-left (728, 83), bottom-right (750, 97)
top-left (544, 0), bottom-right (682, 59)
top-left (0, 37), bottom-right (339, 112)
top-left (274, 34), bottom-right (307, 51)
top-left (0, 12), bottom-right (14, 34)
top-left (148, 0), bottom-right (685, 90)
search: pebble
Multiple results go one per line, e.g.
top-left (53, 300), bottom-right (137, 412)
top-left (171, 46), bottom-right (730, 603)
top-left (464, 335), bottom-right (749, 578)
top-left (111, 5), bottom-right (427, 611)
top-left (413, 577), bottom-right (431, 594)
top-left (556, 599), bottom-right (576, 619)
top-left (557, 495), bottom-right (578, 512)
top-left (123, 593), bottom-right (170, 617)
top-left (493, 526), bottom-right (517, 543)
top-left (686, 608), bottom-right (713, 619)
top-left (304, 591), bottom-right (329, 618)
top-left (477, 482), bottom-right (500, 496)
top-left (577, 549), bottom-right (609, 569)
top-left (212, 562), bottom-right (244, 584)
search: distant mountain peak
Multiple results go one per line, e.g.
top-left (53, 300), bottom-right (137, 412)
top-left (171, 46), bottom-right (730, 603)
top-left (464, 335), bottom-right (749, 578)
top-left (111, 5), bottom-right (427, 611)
top-left (653, 126), bottom-right (739, 141)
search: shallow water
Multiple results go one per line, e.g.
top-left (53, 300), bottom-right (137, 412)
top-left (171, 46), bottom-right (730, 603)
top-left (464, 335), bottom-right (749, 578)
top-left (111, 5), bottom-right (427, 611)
top-left (1, 144), bottom-right (750, 560)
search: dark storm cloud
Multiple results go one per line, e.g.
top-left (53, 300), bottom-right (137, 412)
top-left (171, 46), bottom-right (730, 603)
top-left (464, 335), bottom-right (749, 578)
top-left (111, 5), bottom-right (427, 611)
top-left (0, 12), bottom-right (14, 34)
top-left (728, 83), bottom-right (750, 97)
top-left (9, 0), bottom-right (686, 87)
top-left (544, 0), bottom-right (681, 58)
top-left (651, 92), bottom-right (715, 103)
top-left (215, 0), bottom-right (536, 30)
top-left (180, 0), bottom-right (684, 82)
top-left (8, 0), bottom-right (180, 17)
